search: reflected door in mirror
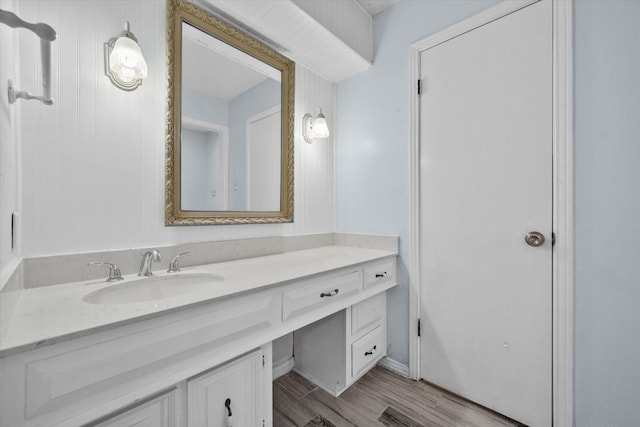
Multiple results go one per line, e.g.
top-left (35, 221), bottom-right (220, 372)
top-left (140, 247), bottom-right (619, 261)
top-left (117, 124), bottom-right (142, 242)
top-left (246, 107), bottom-right (281, 211)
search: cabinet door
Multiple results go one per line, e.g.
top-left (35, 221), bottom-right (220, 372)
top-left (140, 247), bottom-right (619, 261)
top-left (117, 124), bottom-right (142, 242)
top-left (188, 349), bottom-right (264, 427)
top-left (86, 389), bottom-right (177, 427)
top-left (351, 293), bottom-right (385, 338)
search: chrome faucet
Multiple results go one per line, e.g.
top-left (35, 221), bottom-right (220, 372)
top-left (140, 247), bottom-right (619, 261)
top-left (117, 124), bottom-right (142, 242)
top-left (88, 262), bottom-right (123, 282)
top-left (138, 249), bottom-right (161, 277)
top-left (167, 251), bottom-right (191, 273)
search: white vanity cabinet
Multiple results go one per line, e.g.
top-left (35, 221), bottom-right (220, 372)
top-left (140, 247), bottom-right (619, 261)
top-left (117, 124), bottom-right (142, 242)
top-left (84, 390), bottom-right (178, 427)
top-left (293, 259), bottom-right (394, 396)
top-left (187, 349), bottom-right (270, 427)
top-left (351, 295), bottom-right (386, 377)
top-left (81, 347), bottom-right (270, 427)
top-left (294, 293), bottom-right (387, 396)
top-left (0, 250), bottom-right (397, 427)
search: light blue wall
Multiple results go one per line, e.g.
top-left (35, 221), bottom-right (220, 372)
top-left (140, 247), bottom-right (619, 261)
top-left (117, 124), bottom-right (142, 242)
top-left (182, 86), bottom-right (228, 125)
top-left (337, 0), bottom-right (640, 425)
top-left (574, 1), bottom-right (640, 426)
top-left (181, 129), bottom-right (221, 211)
top-left (336, 0), bottom-right (500, 365)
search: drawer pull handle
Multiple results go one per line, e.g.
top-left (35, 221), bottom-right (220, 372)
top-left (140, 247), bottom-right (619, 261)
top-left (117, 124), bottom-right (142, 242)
top-left (225, 398), bottom-right (233, 426)
top-left (365, 345), bottom-right (377, 356)
top-left (375, 272), bottom-right (387, 278)
top-left (320, 289), bottom-right (339, 298)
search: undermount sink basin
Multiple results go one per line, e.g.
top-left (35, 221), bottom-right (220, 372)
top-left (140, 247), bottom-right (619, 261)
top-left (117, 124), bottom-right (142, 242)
top-left (83, 273), bottom-right (224, 304)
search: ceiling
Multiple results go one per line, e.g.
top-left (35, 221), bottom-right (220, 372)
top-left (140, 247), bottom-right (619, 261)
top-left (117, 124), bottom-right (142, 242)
top-left (182, 22), bottom-right (278, 101)
top-left (355, 0), bottom-right (399, 16)
top-left (190, 0), bottom-right (400, 83)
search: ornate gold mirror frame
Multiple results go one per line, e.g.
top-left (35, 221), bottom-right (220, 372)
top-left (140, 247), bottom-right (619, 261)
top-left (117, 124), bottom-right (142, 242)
top-left (166, 0), bottom-right (295, 225)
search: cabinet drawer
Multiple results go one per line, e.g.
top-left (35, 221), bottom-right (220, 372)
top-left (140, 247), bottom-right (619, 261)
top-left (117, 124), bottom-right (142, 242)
top-left (352, 326), bottom-right (384, 378)
top-left (351, 293), bottom-right (385, 337)
top-left (282, 270), bottom-right (361, 321)
top-left (363, 260), bottom-right (395, 289)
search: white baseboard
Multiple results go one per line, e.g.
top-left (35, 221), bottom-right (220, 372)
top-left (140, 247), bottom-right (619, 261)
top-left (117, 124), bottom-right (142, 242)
top-left (377, 356), bottom-right (410, 378)
top-left (272, 357), bottom-right (295, 380)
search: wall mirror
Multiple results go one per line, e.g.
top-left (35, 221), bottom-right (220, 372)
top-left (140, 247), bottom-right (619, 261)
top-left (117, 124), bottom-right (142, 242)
top-left (166, 0), bottom-right (295, 225)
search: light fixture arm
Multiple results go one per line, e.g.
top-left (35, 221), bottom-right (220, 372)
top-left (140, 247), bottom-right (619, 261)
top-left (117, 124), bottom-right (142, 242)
top-left (118, 21), bottom-right (138, 43)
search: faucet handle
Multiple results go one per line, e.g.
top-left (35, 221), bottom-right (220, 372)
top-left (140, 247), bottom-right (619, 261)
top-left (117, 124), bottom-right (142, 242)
top-left (167, 251), bottom-right (191, 273)
top-left (88, 262), bottom-right (124, 282)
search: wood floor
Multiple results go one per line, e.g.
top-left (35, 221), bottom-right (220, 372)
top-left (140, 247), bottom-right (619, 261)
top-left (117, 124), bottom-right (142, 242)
top-left (273, 366), bottom-right (524, 427)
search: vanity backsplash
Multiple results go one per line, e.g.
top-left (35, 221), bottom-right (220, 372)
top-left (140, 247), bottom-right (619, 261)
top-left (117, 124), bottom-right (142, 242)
top-left (9, 232), bottom-right (397, 290)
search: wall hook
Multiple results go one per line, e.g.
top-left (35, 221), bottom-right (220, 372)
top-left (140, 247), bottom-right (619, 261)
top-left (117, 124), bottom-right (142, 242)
top-left (0, 9), bottom-right (56, 105)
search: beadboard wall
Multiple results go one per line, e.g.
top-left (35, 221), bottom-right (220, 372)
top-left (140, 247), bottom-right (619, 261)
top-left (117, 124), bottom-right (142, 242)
top-left (15, 0), bottom-right (335, 258)
top-left (0, 0), bottom-right (19, 281)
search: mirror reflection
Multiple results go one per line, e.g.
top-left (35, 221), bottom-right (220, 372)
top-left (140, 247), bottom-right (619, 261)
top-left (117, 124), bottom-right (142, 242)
top-left (181, 23), bottom-right (281, 212)
top-left (166, 0), bottom-right (295, 225)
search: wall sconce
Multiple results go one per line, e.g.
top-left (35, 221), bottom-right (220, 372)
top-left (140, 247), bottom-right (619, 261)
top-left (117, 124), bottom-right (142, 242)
top-left (303, 107), bottom-right (330, 143)
top-left (104, 21), bottom-right (148, 91)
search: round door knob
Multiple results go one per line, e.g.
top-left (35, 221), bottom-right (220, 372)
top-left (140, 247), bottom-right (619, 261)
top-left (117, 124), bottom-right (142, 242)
top-left (525, 231), bottom-right (545, 247)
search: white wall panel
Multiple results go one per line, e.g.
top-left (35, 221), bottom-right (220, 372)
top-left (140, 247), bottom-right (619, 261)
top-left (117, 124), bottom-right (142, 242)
top-left (294, 65), bottom-right (335, 235)
top-left (15, 0), bottom-right (334, 257)
top-left (0, 0), bottom-right (20, 279)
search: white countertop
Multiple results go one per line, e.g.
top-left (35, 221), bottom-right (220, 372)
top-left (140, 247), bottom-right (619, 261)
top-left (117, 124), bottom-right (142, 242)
top-left (0, 245), bottom-right (396, 356)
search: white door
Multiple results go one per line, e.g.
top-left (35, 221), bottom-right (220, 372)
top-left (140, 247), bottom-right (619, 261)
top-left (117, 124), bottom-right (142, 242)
top-left (419, 1), bottom-right (552, 426)
top-left (246, 107), bottom-right (281, 211)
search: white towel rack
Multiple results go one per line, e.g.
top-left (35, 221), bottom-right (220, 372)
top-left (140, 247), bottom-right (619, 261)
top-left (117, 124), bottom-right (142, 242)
top-left (0, 9), bottom-right (56, 105)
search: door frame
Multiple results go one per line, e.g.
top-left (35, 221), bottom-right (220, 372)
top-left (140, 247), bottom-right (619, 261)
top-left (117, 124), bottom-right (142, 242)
top-left (181, 116), bottom-right (230, 210)
top-left (408, 0), bottom-right (573, 425)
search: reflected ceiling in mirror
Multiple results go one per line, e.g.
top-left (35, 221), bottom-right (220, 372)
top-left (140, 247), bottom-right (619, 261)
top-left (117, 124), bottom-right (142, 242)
top-left (166, 0), bottom-right (295, 225)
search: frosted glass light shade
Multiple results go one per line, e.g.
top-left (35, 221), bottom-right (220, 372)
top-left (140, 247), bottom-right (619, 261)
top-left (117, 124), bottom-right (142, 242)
top-left (312, 114), bottom-right (329, 138)
top-left (104, 22), bottom-right (147, 91)
top-left (109, 36), bottom-right (148, 81)
top-left (303, 108), bottom-right (330, 143)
